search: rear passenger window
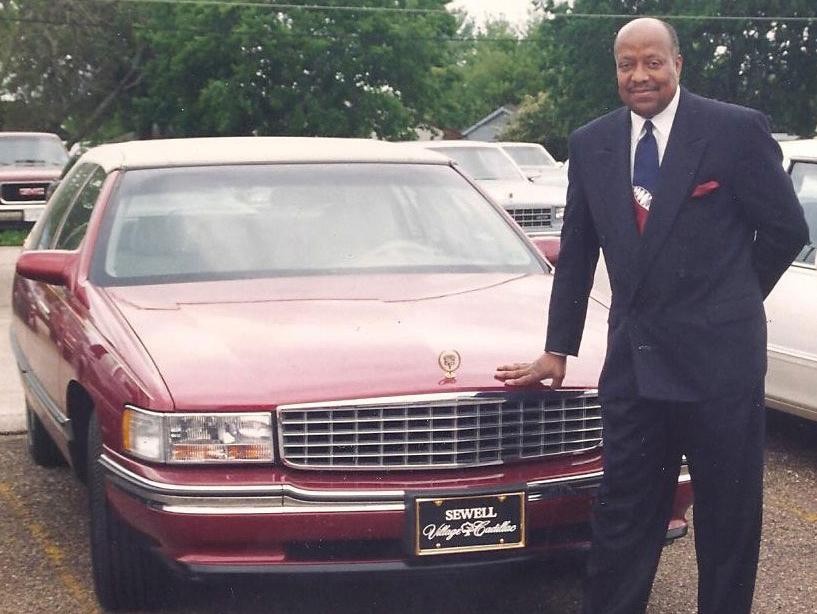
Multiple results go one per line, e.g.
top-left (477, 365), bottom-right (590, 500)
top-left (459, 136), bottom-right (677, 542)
top-left (54, 166), bottom-right (107, 250)
top-left (28, 163), bottom-right (96, 250)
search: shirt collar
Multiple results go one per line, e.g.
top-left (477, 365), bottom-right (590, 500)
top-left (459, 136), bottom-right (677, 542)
top-left (630, 85), bottom-right (681, 139)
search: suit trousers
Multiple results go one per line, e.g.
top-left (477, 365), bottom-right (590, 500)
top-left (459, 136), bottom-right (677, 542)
top-left (582, 386), bottom-right (765, 614)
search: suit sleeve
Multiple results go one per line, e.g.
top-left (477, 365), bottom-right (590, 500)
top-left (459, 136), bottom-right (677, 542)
top-left (733, 111), bottom-right (809, 297)
top-left (544, 134), bottom-right (600, 356)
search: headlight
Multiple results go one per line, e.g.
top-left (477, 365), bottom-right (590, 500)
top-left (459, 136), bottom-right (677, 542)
top-left (554, 206), bottom-right (565, 221)
top-left (122, 406), bottom-right (274, 464)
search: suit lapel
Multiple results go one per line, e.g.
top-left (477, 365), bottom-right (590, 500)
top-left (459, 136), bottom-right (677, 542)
top-left (595, 109), bottom-right (640, 265)
top-left (631, 89), bottom-right (708, 290)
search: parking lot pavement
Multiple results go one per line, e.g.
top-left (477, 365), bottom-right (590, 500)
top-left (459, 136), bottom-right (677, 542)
top-left (0, 246), bottom-right (24, 434)
top-left (0, 412), bottom-right (815, 613)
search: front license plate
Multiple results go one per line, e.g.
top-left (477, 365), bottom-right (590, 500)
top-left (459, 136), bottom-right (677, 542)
top-left (412, 491), bottom-right (526, 556)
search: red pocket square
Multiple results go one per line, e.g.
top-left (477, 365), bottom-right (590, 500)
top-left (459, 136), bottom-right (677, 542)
top-left (691, 180), bottom-right (720, 198)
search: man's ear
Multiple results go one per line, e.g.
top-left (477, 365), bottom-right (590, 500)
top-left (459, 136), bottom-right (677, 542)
top-left (675, 54), bottom-right (683, 77)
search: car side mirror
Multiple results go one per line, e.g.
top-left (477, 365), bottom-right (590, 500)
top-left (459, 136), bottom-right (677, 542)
top-left (16, 250), bottom-right (77, 287)
top-left (530, 236), bottom-right (560, 266)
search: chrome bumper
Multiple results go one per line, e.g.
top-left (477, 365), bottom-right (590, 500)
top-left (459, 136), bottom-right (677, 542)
top-left (101, 454), bottom-right (691, 517)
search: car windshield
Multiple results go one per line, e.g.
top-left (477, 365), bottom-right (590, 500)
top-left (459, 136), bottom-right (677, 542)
top-left (0, 135), bottom-right (68, 167)
top-left (503, 145), bottom-right (558, 168)
top-left (429, 147), bottom-right (524, 181)
top-left (92, 163), bottom-right (542, 285)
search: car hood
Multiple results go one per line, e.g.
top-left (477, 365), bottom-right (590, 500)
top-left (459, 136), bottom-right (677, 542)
top-left (105, 273), bottom-right (607, 409)
top-left (476, 180), bottom-right (566, 207)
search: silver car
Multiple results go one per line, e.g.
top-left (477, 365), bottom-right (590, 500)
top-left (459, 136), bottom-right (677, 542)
top-left (402, 141), bottom-right (565, 236)
top-left (497, 142), bottom-right (566, 187)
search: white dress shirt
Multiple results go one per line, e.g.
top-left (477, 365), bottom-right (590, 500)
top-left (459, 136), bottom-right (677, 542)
top-left (629, 85), bottom-right (681, 180)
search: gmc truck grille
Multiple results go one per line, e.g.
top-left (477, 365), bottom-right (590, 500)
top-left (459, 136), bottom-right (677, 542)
top-left (0, 182), bottom-right (49, 205)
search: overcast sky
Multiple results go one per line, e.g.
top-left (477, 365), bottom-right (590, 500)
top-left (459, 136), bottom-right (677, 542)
top-left (449, 0), bottom-right (539, 29)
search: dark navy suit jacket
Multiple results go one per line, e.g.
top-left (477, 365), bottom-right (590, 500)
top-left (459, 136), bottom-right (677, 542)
top-left (545, 88), bottom-right (809, 402)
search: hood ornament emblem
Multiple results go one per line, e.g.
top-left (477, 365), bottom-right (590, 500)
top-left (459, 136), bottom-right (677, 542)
top-left (438, 350), bottom-right (461, 380)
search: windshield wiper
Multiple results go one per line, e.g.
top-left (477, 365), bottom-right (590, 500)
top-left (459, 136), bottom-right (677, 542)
top-left (14, 158), bottom-right (48, 165)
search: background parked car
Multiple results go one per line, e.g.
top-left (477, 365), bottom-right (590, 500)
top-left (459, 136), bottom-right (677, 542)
top-left (402, 140), bottom-right (566, 236)
top-left (12, 136), bottom-right (691, 611)
top-left (0, 132), bottom-right (69, 225)
top-left (497, 141), bottom-right (567, 186)
top-left (763, 138), bottom-right (817, 421)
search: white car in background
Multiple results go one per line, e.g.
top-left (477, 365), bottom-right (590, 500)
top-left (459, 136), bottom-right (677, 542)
top-left (764, 139), bottom-right (817, 421)
top-left (402, 141), bottom-right (565, 236)
top-left (497, 142), bottom-right (566, 186)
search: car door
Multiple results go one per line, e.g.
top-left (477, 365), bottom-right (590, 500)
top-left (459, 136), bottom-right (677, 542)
top-left (49, 165), bottom-right (108, 400)
top-left (765, 158), bottom-right (817, 421)
top-left (12, 163), bottom-right (106, 440)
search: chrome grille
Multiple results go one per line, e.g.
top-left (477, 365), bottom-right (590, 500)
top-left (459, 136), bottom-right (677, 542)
top-left (508, 207), bottom-right (552, 231)
top-left (277, 393), bottom-right (602, 470)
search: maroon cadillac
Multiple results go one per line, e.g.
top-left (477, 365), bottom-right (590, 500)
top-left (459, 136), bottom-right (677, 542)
top-left (11, 137), bottom-right (692, 610)
top-left (0, 132), bottom-right (69, 224)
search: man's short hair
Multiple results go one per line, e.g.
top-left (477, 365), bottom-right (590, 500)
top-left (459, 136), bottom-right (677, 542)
top-left (663, 20), bottom-right (681, 55)
top-left (613, 18), bottom-right (681, 56)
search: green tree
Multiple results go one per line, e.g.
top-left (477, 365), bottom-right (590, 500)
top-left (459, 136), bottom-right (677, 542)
top-left (506, 0), bottom-right (817, 150)
top-left (0, 0), bottom-right (141, 144)
top-left (127, 0), bottom-right (458, 140)
top-left (432, 16), bottom-right (546, 132)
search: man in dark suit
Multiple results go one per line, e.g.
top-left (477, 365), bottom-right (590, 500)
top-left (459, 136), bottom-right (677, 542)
top-left (496, 17), bottom-right (808, 614)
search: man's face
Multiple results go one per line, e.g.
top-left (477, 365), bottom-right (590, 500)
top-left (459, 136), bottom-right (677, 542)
top-left (615, 22), bottom-right (682, 118)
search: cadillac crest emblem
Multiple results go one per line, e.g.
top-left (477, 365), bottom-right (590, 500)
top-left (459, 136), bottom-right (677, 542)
top-left (438, 350), bottom-right (461, 379)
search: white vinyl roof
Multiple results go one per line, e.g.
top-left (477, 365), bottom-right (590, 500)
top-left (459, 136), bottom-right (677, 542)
top-left (79, 136), bottom-right (453, 173)
top-left (779, 138), bottom-right (817, 164)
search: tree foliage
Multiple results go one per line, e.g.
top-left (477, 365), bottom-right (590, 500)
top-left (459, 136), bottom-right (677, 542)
top-left (0, 0), bottom-right (141, 143)
top-left (127, 0), bottom-right (457, 140)
top-left (505, 0), bottom-right (817, 154)
top-left (430, 17), bottom-right (546, 131)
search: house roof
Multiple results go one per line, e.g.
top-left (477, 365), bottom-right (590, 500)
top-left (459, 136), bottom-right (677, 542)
top-left (461, 106), bottom-right (516, 137)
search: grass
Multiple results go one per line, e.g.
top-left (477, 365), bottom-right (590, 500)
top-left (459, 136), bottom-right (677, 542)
top-left (0, 228), bottom-right (29, 246)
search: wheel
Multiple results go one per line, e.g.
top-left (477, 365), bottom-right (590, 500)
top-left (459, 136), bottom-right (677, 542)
top-left (88, 412), bottom-right (166, 611)
top-left (26, 402), bottom-right (64, 467)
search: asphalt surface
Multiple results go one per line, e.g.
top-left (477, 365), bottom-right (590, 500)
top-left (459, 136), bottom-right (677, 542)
top-left (0, 246), bottom-right (25, 434)
top-left (0, 245), bottom-right (815, 612)
top-left (1, 411), bottom-right (815, 613)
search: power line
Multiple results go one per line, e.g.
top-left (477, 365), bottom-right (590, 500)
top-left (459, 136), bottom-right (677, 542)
top-left (0, 14), bottom-right (538, 42)
top-left (93, 0), bottom-right (450, 15)
top-left (557, 12), bottom-right (817, 23)
top-left (83, 0), bottom-right (817, 22)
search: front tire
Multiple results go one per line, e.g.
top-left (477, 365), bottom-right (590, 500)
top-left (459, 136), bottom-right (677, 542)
top-left (87, 412), bottom-right (165, 611)
top-left (26, 402), bottom-right (64, 467)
